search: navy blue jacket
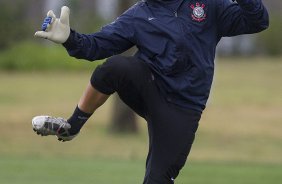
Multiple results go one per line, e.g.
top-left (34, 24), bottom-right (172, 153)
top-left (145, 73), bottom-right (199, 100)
top-left (63, 0), bottom-right (269, 112)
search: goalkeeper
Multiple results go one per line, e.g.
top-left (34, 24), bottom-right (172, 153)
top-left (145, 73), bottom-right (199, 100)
top-left (32, 0), bottom-right (269, 183)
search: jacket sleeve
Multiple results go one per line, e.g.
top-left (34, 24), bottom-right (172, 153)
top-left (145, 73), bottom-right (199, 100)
top-left (216, 0), bottom-right (269, 37)
top-left (62, 7), bottom-right (136, 61)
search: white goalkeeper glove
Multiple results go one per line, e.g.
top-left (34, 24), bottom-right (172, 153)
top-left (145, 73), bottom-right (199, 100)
top-left (35, 6), bottom-right (70, 44)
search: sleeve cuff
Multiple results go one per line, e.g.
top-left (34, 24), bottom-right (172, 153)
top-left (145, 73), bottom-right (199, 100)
top-left (62, 29), bottom-right (78, 50)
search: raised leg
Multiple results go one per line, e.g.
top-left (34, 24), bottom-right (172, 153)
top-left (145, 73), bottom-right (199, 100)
top-left (32, 55), bottom-right (148, 141)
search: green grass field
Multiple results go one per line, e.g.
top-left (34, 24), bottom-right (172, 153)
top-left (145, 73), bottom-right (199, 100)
top-left (1, 157), bottom-right (282, 184)
top-left (0, 57), bottom-right (282, 183)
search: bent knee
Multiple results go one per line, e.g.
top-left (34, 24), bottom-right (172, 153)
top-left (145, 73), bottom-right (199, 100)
top-left (103, 55), bottom-right (132, 75)
top-left (90, 56), bottom-right (134, 94)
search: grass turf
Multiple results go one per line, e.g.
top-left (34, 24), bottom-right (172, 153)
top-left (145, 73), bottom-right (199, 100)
top-left (0, 157), bottom-right (281, 184)
top-left (0, 57), bottom-right (281, 183)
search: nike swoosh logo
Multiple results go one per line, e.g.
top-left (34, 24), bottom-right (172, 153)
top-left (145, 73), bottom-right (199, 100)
top-left (148, 17), bottom-right (156, 21)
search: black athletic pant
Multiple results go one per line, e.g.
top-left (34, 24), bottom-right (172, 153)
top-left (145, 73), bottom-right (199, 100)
top-left (90, 56), bottom-right (202, 184)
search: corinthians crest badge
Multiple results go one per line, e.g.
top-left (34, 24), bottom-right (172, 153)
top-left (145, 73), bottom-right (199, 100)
top-left (190, 2), bottom-right (206, 22)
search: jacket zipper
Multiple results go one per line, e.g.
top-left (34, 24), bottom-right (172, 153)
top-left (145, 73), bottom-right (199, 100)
top-left (155, 0), bottom-right (184, 17)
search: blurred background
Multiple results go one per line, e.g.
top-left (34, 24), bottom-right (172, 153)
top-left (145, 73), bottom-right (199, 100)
top-left (0, 0), bottom-right (281, 183)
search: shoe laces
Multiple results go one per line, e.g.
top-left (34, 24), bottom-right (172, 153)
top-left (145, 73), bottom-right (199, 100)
top-left (44, 116), bottom-right (71, 135)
